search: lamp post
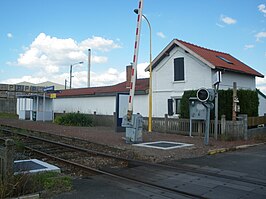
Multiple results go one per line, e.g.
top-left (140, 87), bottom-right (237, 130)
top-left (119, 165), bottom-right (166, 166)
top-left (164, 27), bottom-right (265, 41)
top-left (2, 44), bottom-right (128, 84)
top-left (69, 61), bottom-right (84, 89)
top-left (134, 9), bottom-right (152, 133)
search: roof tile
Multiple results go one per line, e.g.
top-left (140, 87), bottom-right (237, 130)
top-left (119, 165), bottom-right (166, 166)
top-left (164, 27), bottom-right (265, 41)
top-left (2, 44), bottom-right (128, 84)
top-left (176, 39), bottom-right (264, 77)
top-left (57, 78), bottom-right (149, 97)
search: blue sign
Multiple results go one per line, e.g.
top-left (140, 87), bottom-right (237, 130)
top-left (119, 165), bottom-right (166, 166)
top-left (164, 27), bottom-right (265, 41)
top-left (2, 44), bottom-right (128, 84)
top-left (43, 86), bottom-right (55, 92)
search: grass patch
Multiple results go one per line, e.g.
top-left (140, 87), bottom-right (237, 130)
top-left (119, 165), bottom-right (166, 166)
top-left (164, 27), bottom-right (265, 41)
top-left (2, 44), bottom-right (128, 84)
top-left (54, 112), bottom-right (94, 127)
top-left (0, 112), bottom-right (18, 119)
top-left (0, 172), bottom-right (72, 198)
top-left (13, 138), bottom-right (25, 152)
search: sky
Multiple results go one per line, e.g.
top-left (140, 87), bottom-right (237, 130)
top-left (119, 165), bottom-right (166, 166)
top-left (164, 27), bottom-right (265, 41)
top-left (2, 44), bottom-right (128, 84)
top-left (0, 0), bottom-right (266, 93)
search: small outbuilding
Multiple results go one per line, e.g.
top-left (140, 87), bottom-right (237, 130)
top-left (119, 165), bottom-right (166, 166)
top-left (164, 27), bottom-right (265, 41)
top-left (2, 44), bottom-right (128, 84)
top-left (17, 94), bottom-right (53, 121)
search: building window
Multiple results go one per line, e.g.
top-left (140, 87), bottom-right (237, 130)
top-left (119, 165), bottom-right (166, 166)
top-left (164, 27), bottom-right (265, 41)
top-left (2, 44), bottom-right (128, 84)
top-left (168, 98), bottom-right (181, 116)
top-left (175, 98), bottom-right (181, 114)
top-left (216, 55), bottom-right (233, 64)
top-left (174, 57), bottom-right (184, 81)
top-left (167, 99), bottom-right (173, 116)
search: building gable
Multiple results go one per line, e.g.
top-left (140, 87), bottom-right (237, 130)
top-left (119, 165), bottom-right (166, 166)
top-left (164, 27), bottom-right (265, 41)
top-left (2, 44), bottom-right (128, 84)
top-left (148, 39), bottom-right (264, 78)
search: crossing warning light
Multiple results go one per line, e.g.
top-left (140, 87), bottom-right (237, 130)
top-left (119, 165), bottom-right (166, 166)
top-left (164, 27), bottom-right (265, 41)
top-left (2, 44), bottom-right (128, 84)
top-left (196, 88), bottom-right (215, 102)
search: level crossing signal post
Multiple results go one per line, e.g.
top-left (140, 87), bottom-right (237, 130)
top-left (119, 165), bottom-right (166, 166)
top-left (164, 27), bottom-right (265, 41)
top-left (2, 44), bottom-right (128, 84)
top-left (122, 0), bottom-right (144, 144)
top-left (190, 88), bottom-right (215, 145)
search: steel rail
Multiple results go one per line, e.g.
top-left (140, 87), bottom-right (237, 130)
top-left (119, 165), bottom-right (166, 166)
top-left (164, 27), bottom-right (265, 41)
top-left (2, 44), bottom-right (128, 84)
top-left (24, 145), bottom-right (205, 199)
top-left (1, 126), bottom-right (265, 187)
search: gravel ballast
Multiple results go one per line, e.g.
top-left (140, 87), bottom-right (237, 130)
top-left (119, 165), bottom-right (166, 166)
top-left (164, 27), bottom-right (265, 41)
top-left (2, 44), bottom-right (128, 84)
top-left (0, 118), bottom-right (263, 162)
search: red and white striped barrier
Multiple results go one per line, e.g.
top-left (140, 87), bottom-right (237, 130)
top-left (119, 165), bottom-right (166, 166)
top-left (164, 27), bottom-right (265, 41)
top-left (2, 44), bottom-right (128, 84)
top-left (127, 0), bottom-right (144, 121)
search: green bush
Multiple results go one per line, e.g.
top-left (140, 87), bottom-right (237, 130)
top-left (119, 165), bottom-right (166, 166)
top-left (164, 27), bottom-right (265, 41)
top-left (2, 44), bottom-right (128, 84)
top-left (180, 90), bottom-right (197, 118)
top-left (0, 113), bottom-right (18, 119)
top-left (54, 112), bottom-right (94, 127)
top-left (180, 89), bottom-right (259, 120)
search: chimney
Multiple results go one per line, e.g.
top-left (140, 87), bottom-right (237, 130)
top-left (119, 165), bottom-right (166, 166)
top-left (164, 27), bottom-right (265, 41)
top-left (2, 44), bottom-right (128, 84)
top-left (126, 64), bottom-right (138, 88)
top-left (126, 64), bottom-right (132, 88)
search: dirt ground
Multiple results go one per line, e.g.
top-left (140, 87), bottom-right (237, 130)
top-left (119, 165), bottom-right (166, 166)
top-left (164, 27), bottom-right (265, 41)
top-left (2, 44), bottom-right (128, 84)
top-left (0, 118), bottom-right (263, 162)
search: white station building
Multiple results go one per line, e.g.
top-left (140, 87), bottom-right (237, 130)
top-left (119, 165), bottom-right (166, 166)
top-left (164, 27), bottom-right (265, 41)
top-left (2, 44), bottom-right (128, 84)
top-left (52, 39), bottom-right (265, 117)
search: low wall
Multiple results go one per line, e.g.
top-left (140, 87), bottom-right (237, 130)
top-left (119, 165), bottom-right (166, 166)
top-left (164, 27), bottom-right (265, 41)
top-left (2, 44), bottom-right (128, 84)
top-left (248, 127), bottom-right (266, 138)
top-left (92, 112), bottom-right (114, 127)
top-left (0, 98), bottom-right (16, 114)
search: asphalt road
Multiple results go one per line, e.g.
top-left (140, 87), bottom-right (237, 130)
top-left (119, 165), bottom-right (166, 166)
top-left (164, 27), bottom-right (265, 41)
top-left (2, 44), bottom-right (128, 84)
top-left (54, 144), bottom-right (266, 199)
top-left (174, 144), bottom-right (266, 180)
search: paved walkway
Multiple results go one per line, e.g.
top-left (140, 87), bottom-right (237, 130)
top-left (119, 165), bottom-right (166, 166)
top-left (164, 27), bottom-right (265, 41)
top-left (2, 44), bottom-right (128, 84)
top-left (54, 144), bottom-right (266, 199)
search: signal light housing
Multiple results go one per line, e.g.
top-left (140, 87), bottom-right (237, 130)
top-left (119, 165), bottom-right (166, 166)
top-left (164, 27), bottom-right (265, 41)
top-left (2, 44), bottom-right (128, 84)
top-left (197, 88), bottom-right (215, 102)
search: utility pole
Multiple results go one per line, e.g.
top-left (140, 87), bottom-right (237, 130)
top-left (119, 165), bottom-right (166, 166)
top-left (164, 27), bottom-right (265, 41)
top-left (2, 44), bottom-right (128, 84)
top-left (214, 89), bottom-right (218, 140)
top-left (213, 71), bottom-right (221, 140)
top-left (69, 61), bottom-right (84, 89)
top-left (65, 79), bottom-right (67, 90)
top-left (134, 8), bottom-right (152, 132)
top-left (232, 82), bottom-right (237, 121)
top-left (69, 64), bottom-right (73, 89)
top-left (88, 49), bottom-right (91, 88)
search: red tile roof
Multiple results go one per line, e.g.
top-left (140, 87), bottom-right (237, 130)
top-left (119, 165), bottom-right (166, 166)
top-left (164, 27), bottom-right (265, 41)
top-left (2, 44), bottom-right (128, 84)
top-left (56, 78), bottom-right (149, 97)
top-left (176, 39), bottom-right (264, 77)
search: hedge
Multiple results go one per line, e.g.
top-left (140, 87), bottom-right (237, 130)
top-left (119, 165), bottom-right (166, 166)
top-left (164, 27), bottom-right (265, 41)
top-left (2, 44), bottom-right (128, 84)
top-left (180, 89), bottom-right (259, 120)
top-left (54, 112), bottom-right (94, 126)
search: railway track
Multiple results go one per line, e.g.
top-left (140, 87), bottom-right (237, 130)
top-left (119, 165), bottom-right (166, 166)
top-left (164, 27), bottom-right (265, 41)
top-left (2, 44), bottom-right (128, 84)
top-left (0, 126), bottom-right (204, 198)
top-left (1, 125), bottom-right (265, 198)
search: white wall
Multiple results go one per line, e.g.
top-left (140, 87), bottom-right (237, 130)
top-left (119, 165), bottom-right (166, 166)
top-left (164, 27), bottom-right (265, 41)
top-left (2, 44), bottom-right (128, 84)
top-left (17, 98), bottom-right (33, 114)
top-left (53, 94), bottom-right (148, 117)
top-left (217, 71), bottom-right (256, 90)
top-left (153, 46), bottom-right (212, 93)
top-left (258, 92), bottom-right (266, 116)
top-left (53, 45), bottom-right (259, 118)
top-left (54, 96), bottom-right (115, 115)
top-left (134, 95), bottom-right (148, 116)
top-left (152, 46), bottom-right (213, 117)
top-left (151, 46), bottom-right (257, 117)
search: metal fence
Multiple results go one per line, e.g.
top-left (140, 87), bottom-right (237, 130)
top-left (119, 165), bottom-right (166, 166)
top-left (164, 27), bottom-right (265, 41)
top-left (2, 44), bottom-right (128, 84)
top-left (143, 116), bottom-right (222, 136)
top-left (143, 114), bottom-right (251, 139)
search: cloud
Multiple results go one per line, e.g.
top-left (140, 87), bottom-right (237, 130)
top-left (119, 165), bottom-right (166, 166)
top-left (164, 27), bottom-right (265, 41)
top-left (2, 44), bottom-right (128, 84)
top-left (244, 44), bottom-right (255, 50)
top-left (255, 31), bottom-right (266, 41)
top-left (216, 23), bottom-right (225, 28)
top-left (220, 15), bottom-right (237, 25)
top-left (258, 4), bottom-right (266, 15)
top-left (92, 56), bottom-right (108, 63)
top-left (156, 32), bottom-right (166, 39)
top-left (3, 75), bottom-right (47, 85)
top-left (2, 62), bottom-right (149, 88)
top-left (80, 36), bottom-right (121, 52)
top-left (71, 62), bottom-right (149, 87)
top-left (61, 63), bottom-right (149, 88)
top-left (7, 33), bottom-right (13, 38)
top-left (137, 62), bottom-right (149, 78)
top-left (3, 33), bottom-right (147, 89)
top-left (15, 33), bottom-right (121, 75)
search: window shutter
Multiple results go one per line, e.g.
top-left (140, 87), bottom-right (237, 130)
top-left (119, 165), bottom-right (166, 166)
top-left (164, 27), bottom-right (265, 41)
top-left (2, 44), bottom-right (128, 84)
top-left (168, 99), bottom-right (173, 116)
top-left (174, 58), bottom-right (184, 81)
